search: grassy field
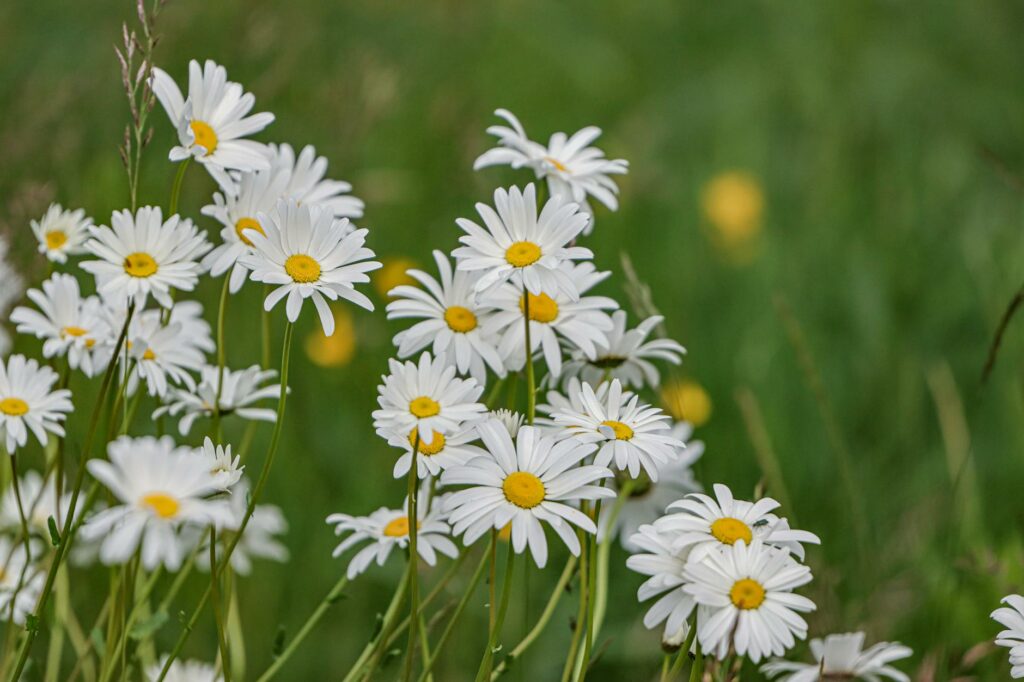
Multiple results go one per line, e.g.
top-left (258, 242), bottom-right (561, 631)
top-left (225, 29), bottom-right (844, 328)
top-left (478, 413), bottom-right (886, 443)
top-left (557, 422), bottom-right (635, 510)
top-left (3, 0), bottom-right (1024, 679)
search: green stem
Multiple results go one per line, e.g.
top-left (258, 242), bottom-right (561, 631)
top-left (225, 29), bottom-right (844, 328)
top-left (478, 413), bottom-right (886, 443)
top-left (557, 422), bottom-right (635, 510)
top-left (209, 529), bottom-right (232, 682)
top-left (667, 626), bottom-right (697, 680)
top-left (687, 641), bottom-right (703, 682)
top-left (212, 275), bottom-right (230, 443)
top-left (96, 566), bottom-right (164, 682)
top-left (344, 563), bottom-right (411, 682)
top-left (560, 528), bottom-right (589, 682)
top-left (44, 565), bottom-right (70, 682)
top-left (577, 498), bottom-right (603, 681)
top-left (168, 157), bottom-right (190, 215)
top-left (475, 544), bottom-right (516, 682)
top-left (403, 434), bottom-right (422, 681)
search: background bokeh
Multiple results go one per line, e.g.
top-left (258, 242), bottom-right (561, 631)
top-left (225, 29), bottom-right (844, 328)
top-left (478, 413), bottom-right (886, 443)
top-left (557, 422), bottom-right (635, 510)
top-left (3, 0), bottom-right (1024, 679)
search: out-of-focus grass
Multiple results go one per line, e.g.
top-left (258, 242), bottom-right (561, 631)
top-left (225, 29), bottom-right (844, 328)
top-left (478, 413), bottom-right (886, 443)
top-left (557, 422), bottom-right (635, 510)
top-left (3, 0), bottom-right (1024, 679)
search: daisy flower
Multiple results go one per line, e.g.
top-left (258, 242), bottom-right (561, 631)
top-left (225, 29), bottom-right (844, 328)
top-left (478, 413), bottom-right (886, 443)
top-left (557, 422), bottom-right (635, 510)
top-left (122, 308), bottom-right (207, 398)
top-left (239, 199), bottom-right (381, 335)
top-left (327, 483), bottom-right (457, 579)
top-left (385, 423), bottom-right (487, 480)
top-left (551, 379), bottom-right (682, 481)
top-left (12, 273), bottom-right (112, 377)
top-left (81, 435), bottom-right (233, 570)
top-left (537, 376), bottom-right (612, 424)
top-left (474, 109), bottom-right (628, 233)
top-left (490, 408), bottom-right (524, 438)
top-left (81, 206), bottom-right (211, 308)
top-left (147, 657), bottom-right (222, 682)
top-left (269, 142), bottom-right (365, 218)
top-left (0, 236), bottom-right (25, 355)
top-left (0, 536), bottom-right (44, 626)
top-left (993, 594), bottom-right (1024, 678)
top-left (655, 483), bottom-right (820, 563)
top-left (761, 631), bottom-right (913, 681)
top-left (166, 300), bottom-right (216, 354)
top-left (0, 469), bottom-right (74, 535)
top-left (482, 262), bottom-right (617, 377)
top-left (452, 183), bottom-right (593, 299)
top-left (30, 203), bottom-right (92, 263)
top-left (153, 364), bottom-right (282, 436)
top-left (151, 59), bottom-right (274, 185)
top-left (196, 479), bottom-right (287, 575)
top-left (372, 352), bottom-right (487, 446)
top-left (441, 420), bottom-right (613, 568)
top-left (683, 539), bottom-right (816, 663)
top-left (0, 355), bottom-right (73, 454)
top-left (561, 312), bottom-right (685, 390)
top-left (386, 250), bottom-right (505, 384)
top-left (625, 523), bottom-right (696, 641)
top-left (197, 437), bottom-right (244, 491)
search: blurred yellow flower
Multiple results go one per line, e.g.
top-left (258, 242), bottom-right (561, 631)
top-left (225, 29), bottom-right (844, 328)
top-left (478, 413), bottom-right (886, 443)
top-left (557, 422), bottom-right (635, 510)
top-left (498, 522), bottom-right (512, 542)
top-left (373, 257), bottom-right (418, 299)
top-left (661, 379), bottom-right (712, 428)
top-left (304, 305), bottom-right (357, 368)
top-left (701, 171), bottom-right (764, 245)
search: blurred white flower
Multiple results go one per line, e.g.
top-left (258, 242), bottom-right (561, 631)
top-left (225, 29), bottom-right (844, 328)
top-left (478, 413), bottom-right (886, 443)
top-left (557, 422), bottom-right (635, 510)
top-left (30, 203), bottom-right (92, 263)
top-left (0, 235), bottom-right (24, 356)
top-left (0, 469), bottom-right (74, 535)
top-left (154, 364), bottom-right (281, 436)
top-left (561, 312), bottom-right (684, 390)
top-left (761, 631), bottom-right (912, 681)
top-left (197, 437), bottom-right (243, 491)
top-left (625, 523), bottom-right (695, 640)
top-left (0, 354), bottom-right (73, 454)
top-left (993, 595), bottom-right (1024, 678)
top-left (197, 479), bottom-right (288, 576)
top-left (0, 536), bottom-right (44, 626)
top-left (120, 308), bottom-right (207, 398)
top-left (147, 657), bottom-right (222, 682)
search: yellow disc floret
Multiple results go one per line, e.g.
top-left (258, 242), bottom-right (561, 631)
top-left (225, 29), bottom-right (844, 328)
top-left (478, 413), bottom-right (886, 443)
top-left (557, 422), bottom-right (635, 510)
top-left (502, 471), bottom-right (545, 509)
top-left (544, 156), bottom-right (569, 173)
top-left (444, 306), bottom-right (478, 333)
top-left (45, 231), bottom-right (68, 250)
top-left (729, 578), bottom-right (765, 610)
top-left (62, 326), bottom-right (88, 339)
top-left (409, 396), bottom-right (440, 418)
top-left (600, 419), bottom-right (634, 440)
top-left (505, 241), bottom-right (542, 268)
top-left (234, 217), bottom-right (266, 246)
top-left (285, 254), bottom-right (322, 283)
top-left (519, 292), bottom-right (559, 323)
top-left (123, 252), bottom-right (158, 278)
top-left (710, 517), bottom-right (753, 546)
top-left (0, 398), bottom-right (29, 417)
top-left (189, 120), bottom-right (218, 155)
top-left (409, 428), bottom-right (446, 456)
top-left (383, 516), bottom-right (411, 537)
top-left (141, 493), bottom-right (180, 519)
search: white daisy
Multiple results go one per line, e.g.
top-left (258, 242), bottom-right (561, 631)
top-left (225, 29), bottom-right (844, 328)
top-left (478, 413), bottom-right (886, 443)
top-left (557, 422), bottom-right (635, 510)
top-left (81, 435), bottom-right (232, 570)
top-left (482, 262), bottom-right (617, 377)
top-left (683, 539), bottom-right (816, 663)
top-left (761, 631), bottom-right (913, 682)
top-left (0, 536), bottom-right (44, 626)
top-left (474, 109), bottom-right (628, 233)
top-left (0, 469), bottom-right (74, 535)
top-left (537, 376), bottom-right (612, 425)
top-left (0, 354), bottom-right (73, 454)
top-left (153, 364), bottom-right (282, 436)
top-left (551, 379), bottom-right (682, 481)
top-left (151, 59), bottom-right (274, 186)
top-left (452, 183), bottom-right (593, 299)
top-left (239, 199), bottom-right (380, 335)
top-left (441, 420), bottom-right (613, 568)
top-left (490, 408), bottom-right (524, 438)
top-left (166, 300), bottom-right (216, 354)
top-left (268, 142), bottom-right (365, 219)
top-left (385, 423), bottom-right (486, 480)
top-left (12, 273), bottom-right (112, 377)
top-left (81, 206), bottom-right (211, 308)
top-left (561, 312), bottom-right (685, 390)
top-left (993, 594), bottom-right (1024, 678)
top-left (386, 250), bottom-right (505, 385)
top-left (122, 308), bottom-right (207, 398)
top-left (147, 657), bottom-right (222, 682)
top-left (372, 352), bottom-right (487, 446)
top-left (0, 235), bottom-right (25, 356)
top-left (197, 437), bottom-right (244, 491)
top-left (625, 523), bottom-right (696, 640)
top-left (30, 203), bottom-right (92, 263)
top-left (196, 479), bottom-right (287, 575)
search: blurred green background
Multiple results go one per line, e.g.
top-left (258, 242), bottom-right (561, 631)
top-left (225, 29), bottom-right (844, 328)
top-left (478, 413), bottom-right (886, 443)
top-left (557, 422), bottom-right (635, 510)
top-left (4, 0), bottom-right (1024, 679)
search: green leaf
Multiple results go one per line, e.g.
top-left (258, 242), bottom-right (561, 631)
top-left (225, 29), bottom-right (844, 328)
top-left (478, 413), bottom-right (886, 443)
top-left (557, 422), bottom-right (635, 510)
top-left (47, 516), bottom-right (61, 546)
top-left (129, 610), bottom-right (168, 640)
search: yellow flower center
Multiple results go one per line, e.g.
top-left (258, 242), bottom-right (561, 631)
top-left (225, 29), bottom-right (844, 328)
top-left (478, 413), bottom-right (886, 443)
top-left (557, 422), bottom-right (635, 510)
top-left (409, 396), bottom-right (440, 418)
top-left (710, 517), bottom-right (753, 546)
top-left (544, 156), bottom-right (569, 173)
top-left (141, 493), bottom-right (180, 519)
top-left (383, 515), bottom-right (416, 538)
top-left (123, 252), bottom-right (158, 278)
top-left (502, 471), bottom-right (545, 509)
top-left (409, 428), bottom-right (446, 456)
top-left (0, 398), bottom-right (29, 417)
top-left (189, 120), bottom-right (218, 155)
top-left (505, 241), bottom-right (542, 268)
top-left (45, 230), bottom-right (68, 250)
top-left (85, 338), bottom-right (97, 348)
top-left (729, 578), bottom-right (766, 610)
top-left (142, 348), bottom-right (156, 361)
top-left (518, 292), bottom-right (559, 323)
top-left (62, 326), bottom-right (88, 338)
top-left (234, 217), bottom-right (265, 247)
top-left (444, 306), bottom-right (478, 333)
top-left (284, 254), bottom-right (321, 283)
top-left (600, 419), bottom-right (634, 440)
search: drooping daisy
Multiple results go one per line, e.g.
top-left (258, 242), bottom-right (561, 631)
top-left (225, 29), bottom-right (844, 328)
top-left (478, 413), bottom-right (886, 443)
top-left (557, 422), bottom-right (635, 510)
top-left (81, 435), bottom-right (233, 570)
top-left (761, 631), bottom-right (913, 682)
top-left (561, 312), bottom-right (685, 390)
top-left (147, 657), bottom-right (223, 682)
top-left (0, 355), bottom-right (73, 454)
top-left (12, 273), bottom-right (112, 377)
top-left (327, 483), bottom-right (457, 579)
top-left (0, 536), bottom-right (44, 626)
top-left (441, 420), bottom-right (613, 568)
top-left (239, 199), bottom-right (381, 335)
top-left (196, 479), bottom-right (287, 575)
top-left (153, 364), bottom-right (282, 436)
top-left (384, 423), bottom-right (487, 480)
top-left (0, 235), bottom-right (23, 355)
top-left (81, 206), bottom-right (211, 308)
top-left (372, 352), bottom-right (487, 446)
top-left (452, 184), bottom-right (593, 299)
top-left (625, 523), bottom-right (695, 640)
top-left (551, 379), bottom-right (682, 481)
top-left (196, 437), bottom-right (244, 491)
top-left (474, 109), bottom-right (628, 233)
top-left (683, 539), bottom-right (816, 663)
top-left (30, 203), bottom-right (92, 263)
top-left (993, 594), bottom-right (1024, 678)
top-left (386, 250), bottom-right (505, 384)
top-left (482, 262), bottom-right (617, 377)
top-left (151, 59), bottom-right (274, 185)
top-left (655, 483), bottom-right (820, 563)
top-left (0, 469), bottom-right (74, 535)
top-left (122, 309), bottom-right (206, 398)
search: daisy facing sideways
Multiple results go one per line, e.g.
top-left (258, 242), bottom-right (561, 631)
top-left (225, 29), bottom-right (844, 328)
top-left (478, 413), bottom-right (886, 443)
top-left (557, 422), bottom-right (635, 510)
top-left (153, 364), bottom-right (282, 436)
top-left (993, 594), bottom-right (1024, 678)
top-left (0, 354), bottom-right (74, 454)
top-left (31, 203), bottom-right (92, 263)
top-left (761, 631), bottom-right (913, 681)
top-left (441, 419), bottom-right (613, 568)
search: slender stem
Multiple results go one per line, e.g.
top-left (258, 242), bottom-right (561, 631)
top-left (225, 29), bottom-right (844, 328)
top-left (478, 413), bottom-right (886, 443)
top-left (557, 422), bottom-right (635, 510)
top-left (9, 455), bottom-right (32, 564)
top-left (168, 157), bottom-right (190, 215)
top-left (403, 434), bottom-right (422, 681)
top-left (667, 626), bottom-right (697, 680)
top-left (560, 528), bottom-right (589, 682)
top-left (345, 564), bottom-right (411, 682)
top-left (577, 498), bottom-right (603, 681)
top-left (522, 285), bottom-right (536, 424)
top-left (687, 641), bottom-right (703, 682)
top-left (209, 529), bottom-right (233, 682)
top-left (475, 544), bottom-right (516, 682)
top-left (212, 275), bottom-right (230, 443)
top-left (44, 565), bottom-right (70, 682)
top-left (96, 567), bottom-right (164, 682)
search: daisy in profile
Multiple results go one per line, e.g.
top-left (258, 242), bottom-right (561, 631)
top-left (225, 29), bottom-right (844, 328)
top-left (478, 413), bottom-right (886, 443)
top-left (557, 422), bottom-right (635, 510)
top-left (625, 523), bottom-right (696, 641)
top-left (239, 199), bottom-right (380, 335)
top-left (147, 657), bottom-right (222, 682)
top-left (196, 437), bottom-right (243, 491)
top-left (683, 539), bottom-right (816, 663)
top-left (474, 109), bottom-right (628, 233)
top-left (0, 354), bottom-right (73, 454)
top-left (12, 273), bottom-right (112, 376)
top-left (81, 207), bottom-right (211, 308)
top-left (0, 235), bottom-right (23, 355)
top-left (153, 364), bottom-right (281, 435)
top-left (490, 408), bottom-right (524, 438)
top-left (761, 631), bottom-right (913, 681)
top-left (385, 424), bottom-right (486, 479)
top-left (327, 483), bottom-right (456, 579)
top-left (122, 310), bottom-right (206, 398)
top-left (551, 379), bottom-right (682, 480)
top-left (372, 352), bottom-right (486, 446)
top-left (537, 376), bottom-right (612, 424)
top-left (483, 262), bottom-right (617, 377)
top-left (151, 59), bottom-right (274, 185)
top-left (452, 184), bottom-right (593, 298)
top-left (0, 469), bottom-right (74, 535)
top-left (30, 203), bottom-right (92, 263)
top-left (270, 143), bottom-right (365, 219)
top-left (561, 312), bottom-right (685, 390)
top-left (196, 479), bottom-right (288, 575)
top-left (993, 594), bottom-right (1024, 678)
top-left (386, 250), bottom-right (505, 384)
top-left (81, 435), bottom-right (233, 570)
top-left (441, 420), bottom-right (613, 568)
top-left (0, 536), bottom-right (44, 626)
